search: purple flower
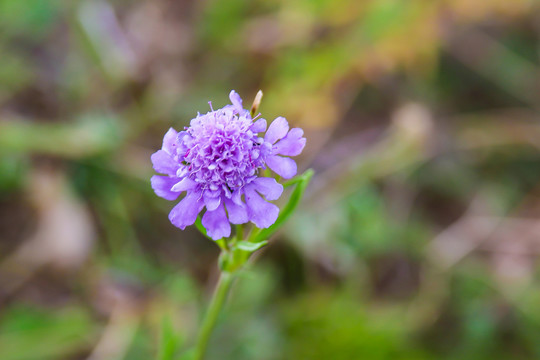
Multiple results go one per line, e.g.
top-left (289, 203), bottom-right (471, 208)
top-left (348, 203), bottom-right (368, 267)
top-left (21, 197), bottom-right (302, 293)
top-left (151, 90), bottom-right (306, 240)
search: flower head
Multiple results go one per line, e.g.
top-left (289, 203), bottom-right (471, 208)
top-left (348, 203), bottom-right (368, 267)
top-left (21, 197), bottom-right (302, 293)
top-left (151, 90), bottom-right (306, 240)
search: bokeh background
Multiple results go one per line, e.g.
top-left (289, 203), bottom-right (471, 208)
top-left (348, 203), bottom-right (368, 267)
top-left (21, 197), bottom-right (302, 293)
top-left (2, 0), bottom-right (540, 359)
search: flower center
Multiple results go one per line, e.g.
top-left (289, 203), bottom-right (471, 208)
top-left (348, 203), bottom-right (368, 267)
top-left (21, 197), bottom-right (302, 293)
top-left (181, 109), bottom-right (264, 192)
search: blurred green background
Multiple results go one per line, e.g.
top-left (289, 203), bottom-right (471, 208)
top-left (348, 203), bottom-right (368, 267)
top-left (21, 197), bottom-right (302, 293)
top-left (2, 0), bottom-right (540, 359)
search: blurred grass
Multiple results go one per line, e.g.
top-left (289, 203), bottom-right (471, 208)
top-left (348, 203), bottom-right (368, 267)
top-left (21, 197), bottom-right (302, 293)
top-left (0, 305), bottom-right (99, 360)
top-left (1, 0), bottom-right (540, 359)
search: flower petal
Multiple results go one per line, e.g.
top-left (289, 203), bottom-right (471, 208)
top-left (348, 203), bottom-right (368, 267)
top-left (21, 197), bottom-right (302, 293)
top-left (169, 191), bottom-right (204, 230)
top-left (229, 90), bottom-right (244, 114)
top-left (265, 117), bottom-right (289, 144)
top-left (252, 177), bottom-right (283, 201)
top-left (203, 191), bottom-right (222, 211)
top-left (231, 188), bottom-right (244, 205)
top-left (273, 128), bottom-right (306, 156)
top-left (171, 177), bottom-right (197, 192)
top-left (202, 202), bottom-right (231, 240)
top-left (224, 198), bottom-right (248, 224)
top-left (251, 118), bottom-right (267, 133)
top-left (151, 175), bottom-right (181, 201)
top-left (151, 150), bottom-right (178, 175)
top-left (162, 128), bottom-right (178, 155)
top-left (245, 185), bottom-right (279, 228)
top-left (266, 155), bottom-right (297, 179)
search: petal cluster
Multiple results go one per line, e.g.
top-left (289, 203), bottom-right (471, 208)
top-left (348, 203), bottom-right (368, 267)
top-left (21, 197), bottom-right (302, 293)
top-left (151, 90), bottom-right (306, 240)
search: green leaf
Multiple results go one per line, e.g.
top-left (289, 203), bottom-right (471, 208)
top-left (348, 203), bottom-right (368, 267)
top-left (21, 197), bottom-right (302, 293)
top-left (282, 175), bottom-right (305, 188)
top-left (157, 317), bottom-right (181, 360)
top-left (251, 169), bottom-right (314, 243)
top-left (236, 240), bottom-right (268, 252)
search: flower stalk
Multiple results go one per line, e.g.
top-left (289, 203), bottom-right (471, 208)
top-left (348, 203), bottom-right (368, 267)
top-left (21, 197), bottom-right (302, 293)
top-left (193, 271), bottom-right (234, 360)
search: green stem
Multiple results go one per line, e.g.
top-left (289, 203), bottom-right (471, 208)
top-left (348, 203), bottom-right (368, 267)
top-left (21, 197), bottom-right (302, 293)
top-left (193, 271), bottom-right (234, 360)
top-left (236, 224), bottom-right (244, 241)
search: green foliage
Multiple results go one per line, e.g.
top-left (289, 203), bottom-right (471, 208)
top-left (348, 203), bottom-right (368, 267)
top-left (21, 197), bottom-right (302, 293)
top-left (0, 114), bottom-right (123, 157)
top-left (0, 305), bottom-right (98, 360)
top-left (157, 317), bottom-right (182, 360)
top-left (281, 292), bottom-right (432, 360)
top-left (0, 155), bottom-right (27, 192)
top-left (0, 0), bottom-right (59, 39)
top-left (1, 0), bottom-right (540, 359)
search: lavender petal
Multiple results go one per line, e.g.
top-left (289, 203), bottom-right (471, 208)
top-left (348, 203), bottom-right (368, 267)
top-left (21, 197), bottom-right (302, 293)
top-left (251, 177), bottom-right (283, 201)
top-left (151, 175), bottom-right (181, 201)
top-left (151, 150), bottom-right (178, 175)
top-left (202, 202), bottom-right (231, 240)
top-left (169, 191), bottom-right (204, 230)
top-left (266, 155), bottom-right (297, 179)
top-left (265, 117), bottom-right (289, 144)
top-left (273, 128), bottom-right (306, 156)
top-left (245, 186), bottom-right (279, 228)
